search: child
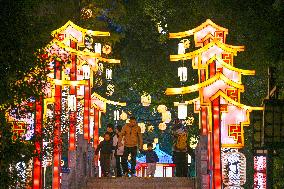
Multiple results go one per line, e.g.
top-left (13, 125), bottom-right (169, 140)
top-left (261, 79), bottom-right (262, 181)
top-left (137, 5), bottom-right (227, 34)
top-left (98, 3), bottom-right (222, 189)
top-left (113, 125), bottom-right (124, 177)
top-left (141, 143), bottom-right (159, 177)
top-left (95, 132), bottom-right (113, 177)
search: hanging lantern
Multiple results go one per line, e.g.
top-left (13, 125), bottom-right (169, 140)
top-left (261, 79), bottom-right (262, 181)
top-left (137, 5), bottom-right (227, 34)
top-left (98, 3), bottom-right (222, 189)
top-left (81, 8), bottom-right (93, 20)
top-left (68, 95), bottom-right (76, 111)
top-left (94, 43), bottom-right (101, 54)
top-left (106, 68), bottom-right (112, 80)
top-left (185, 115), bottom-right (194, 126)
top-left (178, 67), bottom-right (187, 82)
top-left (114, 110), bottom-right (120, 121)
top-left (162, 111), bottom-right (171, 123)
top-left (154, 138), bottom-right (159, 144)
top-left (178, 42), bottom-right (185, 54)
top-left (141, 93), bottom-right (151, 106)
top-left (158, 122), bottom-right (167, 131)
top-left (102, 44), bottom-right (112, 55)
top-left (120, 111), bottom-right (128, 120)
top-left (189, 137), bottom-right (198, 149)
top-left (157, 105), bottom-right (167, 113)
top-left (82, 63), bottom-right (90, 79)
top-left (106, 84), bottom-right (114, 96)
top-left (138, 123), bottom-right (146, 133)
top-left (178, 103), bottom-right (187, 119)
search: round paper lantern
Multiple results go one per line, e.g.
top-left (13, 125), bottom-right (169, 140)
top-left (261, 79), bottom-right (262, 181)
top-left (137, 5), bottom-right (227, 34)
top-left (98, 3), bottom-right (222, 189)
top-left (81, 8), bottom-right (92, 19)
top-left (162, 111), bottom-right (171, 123)
top-left (120, 111), bottom-right (127, 120)
top-left (141, 93), bottom-right (151, 106)
top-left (157, 105), bottom-right (167, 113)
top-left (102, 44), bottom-right (112, 55)
top-left (158, 122), bottom-right (167, 131)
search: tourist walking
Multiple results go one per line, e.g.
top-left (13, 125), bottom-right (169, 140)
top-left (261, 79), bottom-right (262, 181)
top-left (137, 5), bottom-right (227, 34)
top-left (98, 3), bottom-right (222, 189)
top-left (140, 143), bottom-right (159, 177)
top-left (120, 116), bottom-right (143, 177)
top-left (94, 132), bottom-right (114, 177)
top-left (113, 125), bottom-right (124, 177)
top-left (171, 121), bottom-right (189, 177)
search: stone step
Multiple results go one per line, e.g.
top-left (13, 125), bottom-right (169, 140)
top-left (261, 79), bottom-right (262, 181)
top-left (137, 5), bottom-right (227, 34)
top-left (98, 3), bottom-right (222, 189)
top-left (85, 177), bottom-right (195, 189)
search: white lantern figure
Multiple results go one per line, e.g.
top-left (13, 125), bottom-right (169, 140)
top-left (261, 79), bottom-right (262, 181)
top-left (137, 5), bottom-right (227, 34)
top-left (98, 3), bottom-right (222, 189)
top-left (82, 63), bottom-right (90, 79)
top-left (114, 110), bottom-right (120, 121)
top-left (178, 42), bottom-right (185, 54)
top-left (158, 122), bottom-right (167, 131)
top-left (120, 111), bottom-right (127, 120)
top-left (162, 111), bottom-right (171, 123)
top-left (68, 95), bottom-right (76, 111)
top-left (106, 68), bottom-right (112, 80)
top-left (178, 67), bottom-right (187, 82)
top-left (157, 105), bottom-right (167, 113)
top-left (138, 123), bottom-right (146, 133)
top-left (94, 43), bottom-right (101, 54)
top-left (141, 93), bottom-right (151, 106)
top-left (178, 103), bottom-right (187, 119)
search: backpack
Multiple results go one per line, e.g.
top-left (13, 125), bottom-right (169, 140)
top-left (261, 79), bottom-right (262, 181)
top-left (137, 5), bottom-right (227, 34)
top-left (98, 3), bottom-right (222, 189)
top-left (175, 132), bottom-right (188, 151)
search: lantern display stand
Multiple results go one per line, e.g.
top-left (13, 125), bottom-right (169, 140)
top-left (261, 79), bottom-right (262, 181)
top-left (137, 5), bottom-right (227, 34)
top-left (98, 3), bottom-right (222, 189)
top-left (165, 19), bottom-right (263, 189)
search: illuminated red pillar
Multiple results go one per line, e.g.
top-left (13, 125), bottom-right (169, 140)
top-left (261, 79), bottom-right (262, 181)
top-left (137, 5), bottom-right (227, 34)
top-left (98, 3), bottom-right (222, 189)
top-left (33, 98), bottom-right (43, 189)
top-left (212, 97), bottom-right (221, 189)
top-left (84, 79), bottom-right (90, 141)
top-left (93, 108), bottom-right (99, 149)
top-left (53, 61), bottom-right (61, 189)
top-left (69, 40), bottom-right (77, 151)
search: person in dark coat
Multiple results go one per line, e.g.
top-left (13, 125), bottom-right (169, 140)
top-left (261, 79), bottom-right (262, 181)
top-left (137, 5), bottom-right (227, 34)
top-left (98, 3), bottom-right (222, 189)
top-left (140, 143), bottom-right (159, 177)
top-left (95, 132), bottom-right (114, 177)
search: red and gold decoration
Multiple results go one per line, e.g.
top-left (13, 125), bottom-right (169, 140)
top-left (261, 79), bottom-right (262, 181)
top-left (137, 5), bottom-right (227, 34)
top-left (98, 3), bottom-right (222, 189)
top-left (166, 19), bottom-right (263, 189)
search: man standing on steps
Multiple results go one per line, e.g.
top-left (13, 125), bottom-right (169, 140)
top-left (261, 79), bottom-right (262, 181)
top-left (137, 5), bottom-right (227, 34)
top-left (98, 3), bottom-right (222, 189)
top-left (120, 116), bottom-right (143, 177)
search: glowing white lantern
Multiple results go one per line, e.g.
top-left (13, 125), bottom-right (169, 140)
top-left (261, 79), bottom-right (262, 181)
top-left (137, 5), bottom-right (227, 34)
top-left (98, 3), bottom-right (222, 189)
top-left (82, 63), bottom-right (90, 79)
top-left (120, 111), bottom-right (127, 120)
top-left (94, 43), bottom-right (101, 54)
top-left (68, 95), bottom-right (76, 111)
top-left (158, 122), bottom-right (167, 131)
top-left (141, 93), bottom-right (151, 106)
top-left (178, 103), bottom-right (187, 119)
top-left (157, 105), bottom-right (167, 113)
top-left (138, 123), bottom-right (146, 133)
top-left (178, 67), bottom-right (187, 82)
top-left (106, 68), bottom-right (112, 80)
top-left (178, 42), bottom-right (185, 54)
top-left (162, 111), bottom-right (171, 123)
top-left (114, 110), bottom-right (120, 121)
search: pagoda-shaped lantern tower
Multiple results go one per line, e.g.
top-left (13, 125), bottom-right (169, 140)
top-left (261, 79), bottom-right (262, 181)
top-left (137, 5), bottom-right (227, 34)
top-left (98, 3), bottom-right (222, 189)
top-left (166, 19), bottom-right (263, 189)
top-left (30, 21), bottom-right (126, 189)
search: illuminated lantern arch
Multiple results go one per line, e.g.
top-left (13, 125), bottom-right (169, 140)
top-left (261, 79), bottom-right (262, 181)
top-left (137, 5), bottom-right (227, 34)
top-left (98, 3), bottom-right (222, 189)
top-left (166, 19), bottom-right (263, 189)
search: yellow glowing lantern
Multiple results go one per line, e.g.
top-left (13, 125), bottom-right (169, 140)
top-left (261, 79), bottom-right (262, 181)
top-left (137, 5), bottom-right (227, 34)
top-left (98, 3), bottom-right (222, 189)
top-left (82, 63), bottom-right (90, 79)
top-left (178, 42), bottom-right (185, 54)
top-left (102, 44), bottom-right (112, 55)
top-left (154, 138), bottom-right (159, 144)
top-left (141, 93), bottom-right (151, 106)
top-left (162, 111), bottom-right (171, 123)
top-left (143, 144), bottom-right (148, 150)
top-left (157, 105), bottom-right (167, 113)
top-left (120, 111), bottom-right (127, 120)
top-left (158, 122), bottom-right (167, 131)
top-left (178, 103), bottom-right (187, 119)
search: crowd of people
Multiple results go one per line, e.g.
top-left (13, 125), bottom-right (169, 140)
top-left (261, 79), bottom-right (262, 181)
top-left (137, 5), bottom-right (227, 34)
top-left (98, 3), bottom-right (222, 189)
top-left (94, 116), bottom-right (192, 178)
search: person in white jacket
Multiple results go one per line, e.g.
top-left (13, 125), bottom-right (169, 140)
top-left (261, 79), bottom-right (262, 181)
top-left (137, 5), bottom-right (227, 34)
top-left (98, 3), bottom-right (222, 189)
top-left (113, 125), bottom-right (124, 177)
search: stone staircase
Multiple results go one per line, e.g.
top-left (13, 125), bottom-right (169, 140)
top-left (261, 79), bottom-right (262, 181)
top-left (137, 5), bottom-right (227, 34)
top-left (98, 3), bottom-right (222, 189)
top-left (84, 177), bottom-right (195, 189)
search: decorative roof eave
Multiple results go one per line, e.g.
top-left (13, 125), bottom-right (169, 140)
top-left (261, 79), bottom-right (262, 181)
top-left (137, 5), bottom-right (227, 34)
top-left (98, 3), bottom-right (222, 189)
top-left (91, 92), bottom-right (126, 107)
top-left (169, 19), bottom-right (228, 39)
top-left (166, 72), bottom-right (244, 95)
top-left (46, 39), bottom-right (121, 64)
top-left (51, 20), bottom-right (110, 37)
top-left (173, 97), bottom-right (200, 106)
top-left (196, 56), bottom-right (255, 75)
top-left (170, 39), bottom-right (244, 61)
top-left (209, 90), bottom-right (263, 111)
